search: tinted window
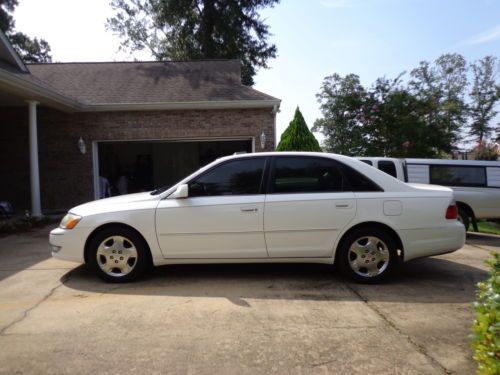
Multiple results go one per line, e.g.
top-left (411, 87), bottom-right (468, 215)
top-left (378, 161), bottom-right (397, 178)
top-left (338, 163), bottom-right (383, 192)
top-left (360, 160), bottom-right (373, 166)
top-left (189, 158), bottom-right (265, 196)
top-left (430, 165), bottom-right (486, 187)
top-left (272, 157), bottom-right (342, 193)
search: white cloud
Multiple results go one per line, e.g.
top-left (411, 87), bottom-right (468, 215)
top-left (463, 25), bottom-right (500, 45)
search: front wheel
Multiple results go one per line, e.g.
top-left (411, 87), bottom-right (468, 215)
top-left (337, 228), bottom-right (399, 283)
top-left (87, 227), bottom-right (150, 283)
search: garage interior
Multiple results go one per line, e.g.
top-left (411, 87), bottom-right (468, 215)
top-left (96, 139), bottom-right (253, 197)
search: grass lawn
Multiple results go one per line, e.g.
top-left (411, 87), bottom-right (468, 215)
top-left (476, 220), bottom-right (500, 235)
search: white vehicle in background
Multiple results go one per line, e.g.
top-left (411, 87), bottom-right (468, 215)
top-left (50, 152), bottom-right (465, 284)
top-left (358, 157), bottom-right (500, 230)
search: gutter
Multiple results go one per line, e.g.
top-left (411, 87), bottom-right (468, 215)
top-left (83, 99), bottom-right (281, 112)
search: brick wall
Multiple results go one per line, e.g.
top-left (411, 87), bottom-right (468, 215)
top-left (0, 106), bottom-right (275, 212)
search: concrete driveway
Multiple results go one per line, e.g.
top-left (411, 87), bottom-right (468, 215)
top-left (0, 227), bottom-right (498, 375)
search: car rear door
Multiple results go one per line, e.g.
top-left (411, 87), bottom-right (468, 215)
top-left (264, 156), bottom-right (356, 258)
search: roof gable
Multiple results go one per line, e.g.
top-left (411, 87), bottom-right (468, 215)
top-left (0, 30), bottom-right (28, 73)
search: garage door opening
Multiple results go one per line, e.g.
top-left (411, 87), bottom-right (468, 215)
top-left (95, 139), bottom-right (253, 198)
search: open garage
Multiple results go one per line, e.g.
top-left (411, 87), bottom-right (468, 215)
top-left (96, 138), bottom-right (253, 198)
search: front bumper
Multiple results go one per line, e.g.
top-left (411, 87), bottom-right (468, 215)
top-left (49, 227), bottom-right (87, 263)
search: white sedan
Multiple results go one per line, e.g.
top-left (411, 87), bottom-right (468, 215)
top-left (50, 152), bottom-right (465, 283)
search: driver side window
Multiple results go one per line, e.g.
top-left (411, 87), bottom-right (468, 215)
top-left (189, 158), bottom-right (266, 197)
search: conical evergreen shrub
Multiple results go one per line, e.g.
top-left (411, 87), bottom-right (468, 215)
top-left (276, 107), bottom-right (322, 152)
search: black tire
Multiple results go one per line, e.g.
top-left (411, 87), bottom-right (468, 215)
top-left (337, 228), bottom-right (399, 284)
top-left (457, 208), bottom-right (470, 231)
top-left (87, 226), bottom-right (150, 283)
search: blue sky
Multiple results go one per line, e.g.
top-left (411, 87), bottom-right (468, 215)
top-left (14, 0), bottom-right (500, 144)
top-left (254, 0), bottom-right (500, 143)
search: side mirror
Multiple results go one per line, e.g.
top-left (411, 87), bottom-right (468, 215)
top-left (171, 184), bottom-right (189, 199)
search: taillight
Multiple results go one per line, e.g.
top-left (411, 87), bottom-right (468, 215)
top-left (446, 204), bottom-right (458, 220)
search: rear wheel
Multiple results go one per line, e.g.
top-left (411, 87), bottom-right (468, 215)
top-left (337, 228), bottom-right (399, 283)
top-left (87, 227), bottom-right (150, 283)
top-left (457, 208), bottom-right (470, 231)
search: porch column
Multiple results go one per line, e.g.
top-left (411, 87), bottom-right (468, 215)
top-left (27, 100), bottom-right (42, 217)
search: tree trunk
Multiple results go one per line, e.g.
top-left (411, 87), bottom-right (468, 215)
top-left (201, 0), bottom-right (216, 58)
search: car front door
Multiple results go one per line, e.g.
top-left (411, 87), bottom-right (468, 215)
top-left (155, 157), bottom-right (268, 258)
top-left (264, 156), bottom-right (356, 258)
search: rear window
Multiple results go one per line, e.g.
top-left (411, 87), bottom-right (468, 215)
top-left (429, 165), bottom-right (487, 187)
top-left (378, 161), bottom-right (397, 178)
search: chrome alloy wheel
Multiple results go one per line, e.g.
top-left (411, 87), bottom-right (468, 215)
top-left (348, 236), bottom-right (390, 278)
top-left (96, 236), bottom-right (138, 277)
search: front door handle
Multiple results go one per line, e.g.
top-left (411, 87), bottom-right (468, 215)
top-left (335, 202), bottom-right (352, 209)
top-left (241, 208), bottom-right (258, 213)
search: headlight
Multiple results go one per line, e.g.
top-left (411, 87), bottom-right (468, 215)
top-left (60, 213), bottom-right (82, 229)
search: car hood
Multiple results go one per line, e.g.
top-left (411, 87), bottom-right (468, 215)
top-left (70, 192), bottom-right (160, 216)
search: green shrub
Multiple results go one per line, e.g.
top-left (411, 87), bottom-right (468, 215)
top-left (0, 215), bottom-right (54, 235)
top-left (472, 252), bottom-right (500, 375)
top-left (276, 107), bottom-right (322, 152)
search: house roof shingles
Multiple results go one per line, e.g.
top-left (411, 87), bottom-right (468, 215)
top-left (26, 60), bottom-right (278, 105)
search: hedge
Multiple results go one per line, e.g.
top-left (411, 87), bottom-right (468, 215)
top-left (471, 252), bottom-right (500, 375)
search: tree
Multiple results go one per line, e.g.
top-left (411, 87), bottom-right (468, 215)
top-left (362, 76), bottom-right (442, 158)
top-left (314, 72), bottom-right (449, 158)
top-left (313, 73), bottom-right (366, 155)
top-left (468, 56), bottom-right (500, 143)
top-left (474, 140), bottom-right (499, 161)
top-left (0, 0), bottom-right (52, 63)
top-left (409, 53), bottom-right (468, 151)
top-left (277, 107), bottom-right (321, 152)
top-left (106, 0), bottom-right (278, 85)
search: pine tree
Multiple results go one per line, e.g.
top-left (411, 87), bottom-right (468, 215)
top-left (277, 107), bottom-right (322, 152)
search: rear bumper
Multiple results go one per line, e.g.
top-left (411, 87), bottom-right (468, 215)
top-left (49, 227), bottom-right (87, 263)
top-left (398, 221), bottom-right (465, 261)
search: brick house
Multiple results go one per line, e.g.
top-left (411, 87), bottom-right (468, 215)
top-left (0, 31), bottom-right (280, 215)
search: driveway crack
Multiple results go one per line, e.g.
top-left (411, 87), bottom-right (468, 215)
top-left (343, 282), bottom-right (452, 375)
top-left (0, 271), bottom-right (72, 336)
top-left (466, 243), bottom-right (494, 253)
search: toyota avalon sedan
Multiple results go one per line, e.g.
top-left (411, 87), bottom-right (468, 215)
top-left (50, 152), bottom-right (465, 283)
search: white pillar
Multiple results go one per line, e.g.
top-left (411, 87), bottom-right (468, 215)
top-left (27, 101), bottom-right (42, 217)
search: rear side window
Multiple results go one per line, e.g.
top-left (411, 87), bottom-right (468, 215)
top-left (430, 165), bottom-right (487, 187)
top-left (272, 157), bottom-right (343, 193)
top-left (378, 161), bottom-right (397, 178)
top-left (360, 160), bottom-right (373, 166)
top-left (189, 158), bottom-right (265, 196)
top-left (338, 163), bottom-right (383, 192)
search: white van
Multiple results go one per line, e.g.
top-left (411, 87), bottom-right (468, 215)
top-left (357, 157), bottom-right (500, 230)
